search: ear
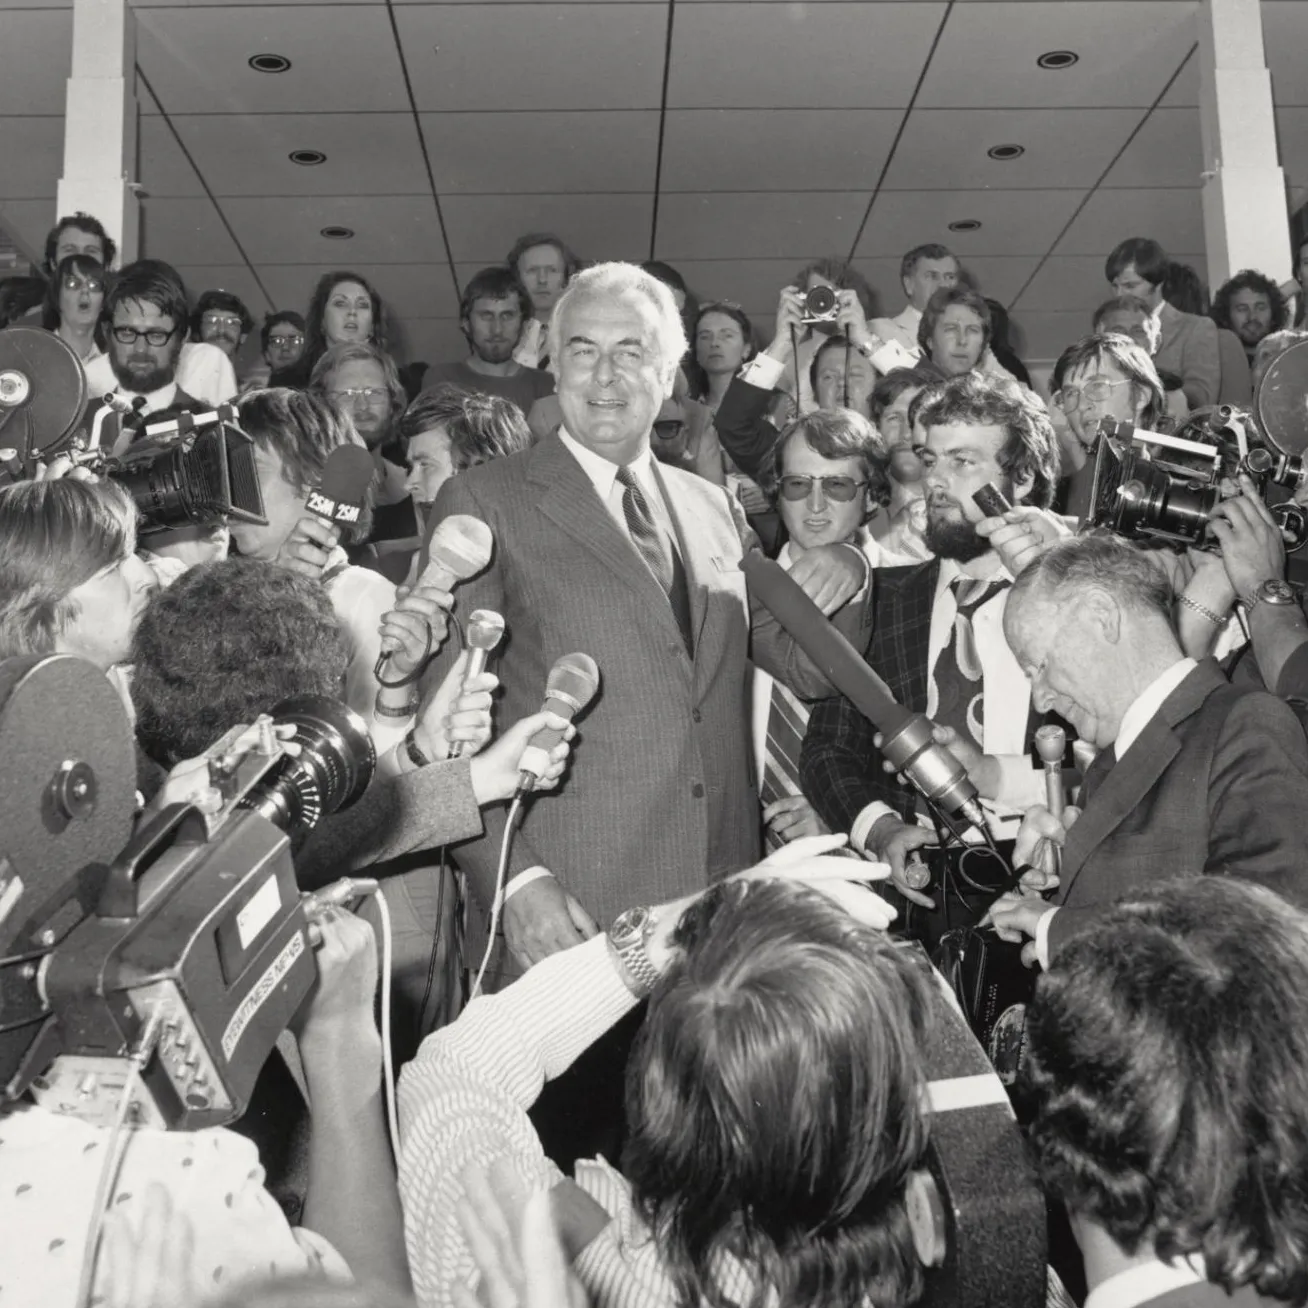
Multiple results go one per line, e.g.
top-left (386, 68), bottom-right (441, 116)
top-left (1081, 586), bottom-right (1122, 644)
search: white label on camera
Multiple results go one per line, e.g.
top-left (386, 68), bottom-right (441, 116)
top-left (236, 875), bottom-right (282, 951)
top-left (222, 931), bottom-right (304, 1060)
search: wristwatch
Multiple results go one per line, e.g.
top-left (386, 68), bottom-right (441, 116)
top-left (1244, 579), bottom-right (1298, 612)
top-left (607, 906), bottom-right (660, 998)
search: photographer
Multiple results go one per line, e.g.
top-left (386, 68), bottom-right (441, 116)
top-left (0, 907), bottom-right (409, 1306)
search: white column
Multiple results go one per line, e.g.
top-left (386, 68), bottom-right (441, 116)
top-left (56, 0), bottom-right (139, 267)
top-left (1198, 0), bottom-right (1291, 286)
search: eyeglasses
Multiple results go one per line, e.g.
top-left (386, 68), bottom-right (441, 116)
top-left (111, 325), bottom-right (178, 347)
top-left (62, 276), bottom-right (104, 294)
top-left (329, 387), bottom-right (389, 406)
top-left (269, 333), bottom-right (304, 347)
top-left (779, 475), bottom-right (867, 502)
top-left (1055, 379), bottom-right (1134, 411)
top-left (203, 313), bottom-right (244, 331)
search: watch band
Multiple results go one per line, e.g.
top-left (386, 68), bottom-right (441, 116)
top-left (608, 909), bottom-right (660, 998)
top-left (404, 727), bottom-right (434, 770)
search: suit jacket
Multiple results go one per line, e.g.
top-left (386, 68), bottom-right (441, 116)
top-left (1048, 660), bottom-right (1308, 953)
top-left (1139, 1285), bottom-right (1288, 1308)
top-left (420, 431), bottom-right (838, 925)
top-left (1155, 302), bottom-right (1221, 410)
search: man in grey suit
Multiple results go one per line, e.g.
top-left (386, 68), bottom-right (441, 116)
top-left (988, 533), bottom-right (1308, 964)
top-left (420, 262), bottom-right (865, 969)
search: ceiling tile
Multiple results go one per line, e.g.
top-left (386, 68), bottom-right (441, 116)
top-left (422, 111), bottom-right (659, 193)
top-left (398, 5), bottom-right (666, 111)
top-left (919, 2), bottom-right (1197, 109)
top-left (135, 7), bottom-right (407, 114)
top-left (256, 263), bottom-right (460, 325)
top-left (1056, 187), bottom-right (1204, 255)
top-left (170, 113), bottom-right (428, 198)
top-left (883, 108), bottom-right (1143, 189)
top-left (138, 116), bottom-right (206, 199)
top-left (0, 117), bottom-right (63, 199)
top-left (221, 195), bottom-right (443, 266)
top-left (139, 196), bottom-right (243, 265)
top-left (0, 10), bottom-right (70, 115)
top-left (1277, 108), bottom-right (1308, 192)
top-left (854, 188), bottom-right (1083, 258)
top-left (1099, 107), bottom-right (1202, 188)
top-left (655, 192), bottom-right (870, 260)
top-left (660, 110), bottom-right (900, 192)
top-left (952, 255), bottom-right (1043, 304)
top-left (1010, 255), bottom-right (1111, 313)
top-left (1266, 1), bottom-right (1308, 108)
top-left (395, 321), bottom-right (469, 369)
top-left (169, 264), bottom-right (271, 314)
top-left (1008, 309), bottom-right (1094, 364)
top-left (442, 194), bottom-right (652, 264)
top-left (667, 4), bottom-right (945, 109)
top-left (0, 200), bottom-right (55, 263)
top-left (1160, 52), bottom-right (1199, 108)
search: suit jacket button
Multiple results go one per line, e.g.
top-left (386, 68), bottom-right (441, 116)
top-left (691, 782), bottom-right (705, 798)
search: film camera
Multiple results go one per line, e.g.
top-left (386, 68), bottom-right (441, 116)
top-left (799, 283), bottom-right (841, 326)
top-left (1089, 339), bottom-right (1308, 552)
top-left (0, 655), bottom-right (374, 1132)
top-left (0, 326), bottom-right (265, 534)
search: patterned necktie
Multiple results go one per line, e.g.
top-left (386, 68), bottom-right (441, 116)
top-left (759, 678), bottom-right (810, 851)
top-left (1078, 744), bottom-right (1117, 806)
top-left (616, 465), bottom-right (693, 652)
top-left (933, 576), bottom-right (1011, 748)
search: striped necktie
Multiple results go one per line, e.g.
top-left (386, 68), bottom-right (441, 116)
top-left (617, 464), bottom-right (693, 652)
top-left (759, 677), bottom-right (810, 851)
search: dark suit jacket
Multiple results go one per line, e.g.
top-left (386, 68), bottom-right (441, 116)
top-left (420, 431), bottom-right (842, 925)
top-left (1139, 1283), bottom-right (1288, 1308)
top-left (1048, 660), bottom-right (1308, 953)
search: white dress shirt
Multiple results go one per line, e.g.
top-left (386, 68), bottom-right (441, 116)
top-left (84, 340), bottom-right (239, 406)
top-left (1083, 1257), bottom-right (1206, 1308)
top-left (1033, 657), bottom-right (1198, 965)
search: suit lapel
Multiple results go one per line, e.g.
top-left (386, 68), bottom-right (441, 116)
top-left (873, 560), bottom-right (938, 712)
top-left (652, 459), bottom-right (711, 651)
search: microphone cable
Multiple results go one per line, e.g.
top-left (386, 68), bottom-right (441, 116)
top-left (470, 795), bottom-right (526, 1001)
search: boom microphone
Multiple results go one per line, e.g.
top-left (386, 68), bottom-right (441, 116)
top-left (449, 609), bottom-right (506, 759)
top-left (740, 553), bottom-right (987, 834)
top-left (516, 653), bottom-right (600, 793)
top-left (307, 444), bottom-right (375, 532)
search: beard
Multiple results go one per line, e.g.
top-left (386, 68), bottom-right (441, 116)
top-left (925, 511), bottom-right (991, 562)
top-left (109, 348), bottom-right (179, 396)
top-left (473, 337), bottom-right (515, 364)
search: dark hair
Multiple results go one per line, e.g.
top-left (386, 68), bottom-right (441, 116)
top-left (399, 383), bottom-right (532, 472)
top-left (693, 300), bottom-right (757, 369)
top-left (44, 212), bottom-right (116, 275)
top-left (191, 289), bottom-right (254, 341)
top-left (41, 254), bottom-right (108, 333)
top-left (900, 243), bottom-right (955, 284)
top-left (505, 232), bottom-right (582, 282)
top-left (1022, 877), bottom-right (1308, 1303)
top-left (1162, 261), bottom-right (1210, 316)
top-left (762, 409), bottom-right (891, 513)
top-left (917, 286), bottom-right (993, 360)
top-left (458, 265), bottom-right (533, 326)
top-left (1050, 333), bottom-right (1166, 430)
top-left (915, 372), bottom-right (1059, 508)
top-left (101, 259), bottom-right (190, 336)
top-left (792, 257), bottom-right (877, 319)
top-left (132, 558), bottom-right (348, 766)
top-left (1211, 269), bottom-right (1289, 335)
top-left (1105, 237), bottom-right (1169, 288)
top-left (624, 878), bottom-right (933, 1308)
top-left (303, 271), bottom-right (387, 370)
top-left (236, 387), bottom-right (374, 546)
top-left (260, 310), bottom-right (306, 354)
top-left (869, 367), bottom-right (940, 426)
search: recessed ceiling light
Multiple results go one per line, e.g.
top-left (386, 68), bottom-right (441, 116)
top-left (249, 53), bottom-right (291, 74)
top-left (321, 226), bottom-right (355, 240)
top-left (987, 144), bottom-right (1025, 161)
top-left (289, 149), bottom-right (326, 166)
top-left (1037, 49), bottom-right (1079, 70)
top-left (948, 219), bottom-right (982, 232)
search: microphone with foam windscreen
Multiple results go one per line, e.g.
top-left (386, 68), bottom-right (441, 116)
top-left (1032, 723), bottom-right (1066, 881)
top-left (449, 610), bottom-right (506, 759)
top-left (741, 553), bottom-right (988, 836)
top-left (306, 444), bottom-right (376, 533)
top-left (516, 653), bottom-right (600, 795)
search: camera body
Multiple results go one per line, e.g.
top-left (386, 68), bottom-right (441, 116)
top-left (799, 284), bottom-right (840, 326)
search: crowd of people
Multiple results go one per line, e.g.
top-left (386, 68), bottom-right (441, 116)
top-left (3, 201), bottom-right (1308, 1308)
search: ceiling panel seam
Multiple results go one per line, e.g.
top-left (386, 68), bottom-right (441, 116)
top-left (384, 0), bottom-right (462, 303)
top-left (1006, 42), bottom-right (1197, 311)
top-left (135, 66), bottom-right (276, 311)
top-left (648, 0), bottom-right (677, 257)
top-left (843, 1), bottom-right (955, 263)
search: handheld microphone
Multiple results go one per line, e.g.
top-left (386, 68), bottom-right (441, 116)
top-left (741, 553), bottom-right (987, 835)
top-left (449, 609), bottom-right (506, 759)
top-left (1033, 724), bottom-right (1066, 882)
top-left (306, 444), bottom-right (375, 533)
top-left (516, 653), bottom-right (600, 795)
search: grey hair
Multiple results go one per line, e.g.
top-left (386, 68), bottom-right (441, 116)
top-left (1010, 532), bottom-right (1174, 622)
top-left (547, 261), bottom-right (688, 388)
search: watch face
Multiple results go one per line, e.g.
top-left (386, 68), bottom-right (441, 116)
top-left (1262, 580), bottom-right (1296, 604)
top-left (612, 906), bottom-right (650, 944)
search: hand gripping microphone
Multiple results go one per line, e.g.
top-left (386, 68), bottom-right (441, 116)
top-left (1033, 724), bottom-right (1066, 880)
top-left (516, 653), bottom-right (600, 796)
top-left (306, 444), bottom-right (376, 534)
top-left (448, 609), bottom-right (506, 759)
top-left (741, 553), bottom-right (988, 836)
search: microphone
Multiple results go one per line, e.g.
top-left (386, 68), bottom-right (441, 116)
top-left (449, 609), bottom-right (506, 759)
top-left (740, 553), bottom-right (988, 835)
top-left (516, 653), bottom-right (600, 795)
top-left (306, 444), bottom-right (375, 533)
top-left (1033, 724), bottom-right (1066, 882)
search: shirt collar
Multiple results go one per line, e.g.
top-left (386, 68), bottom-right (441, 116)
top-left (1084, 1256), bottom-right (1206, 1308)
top-left (557, 426), bottom-right (656, 498)
top-left (111, 380), bottom-right (178, 411)
top-left (896, 304), bottom-right (923, 328)
top-left (1114, 657), bottom-right (1196, 759)
top-left (936, 552), bottom-right (1012, 590)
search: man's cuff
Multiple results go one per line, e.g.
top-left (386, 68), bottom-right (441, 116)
top-left (1034, 905), bottom-right (1059, 970)
top-left (851, 802), bottom-right (895, 854)
top-left (992, 754), bottom-right (1047, 811)
top-left (839, 539), bottom-right (873, 595)
top-left (740, 353), bottom-right (786, 390)
top-left (497, 865), bottom-right (553, 911)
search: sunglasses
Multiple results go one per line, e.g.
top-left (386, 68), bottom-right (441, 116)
top-left (778, 475), bottom-right (867, 502)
